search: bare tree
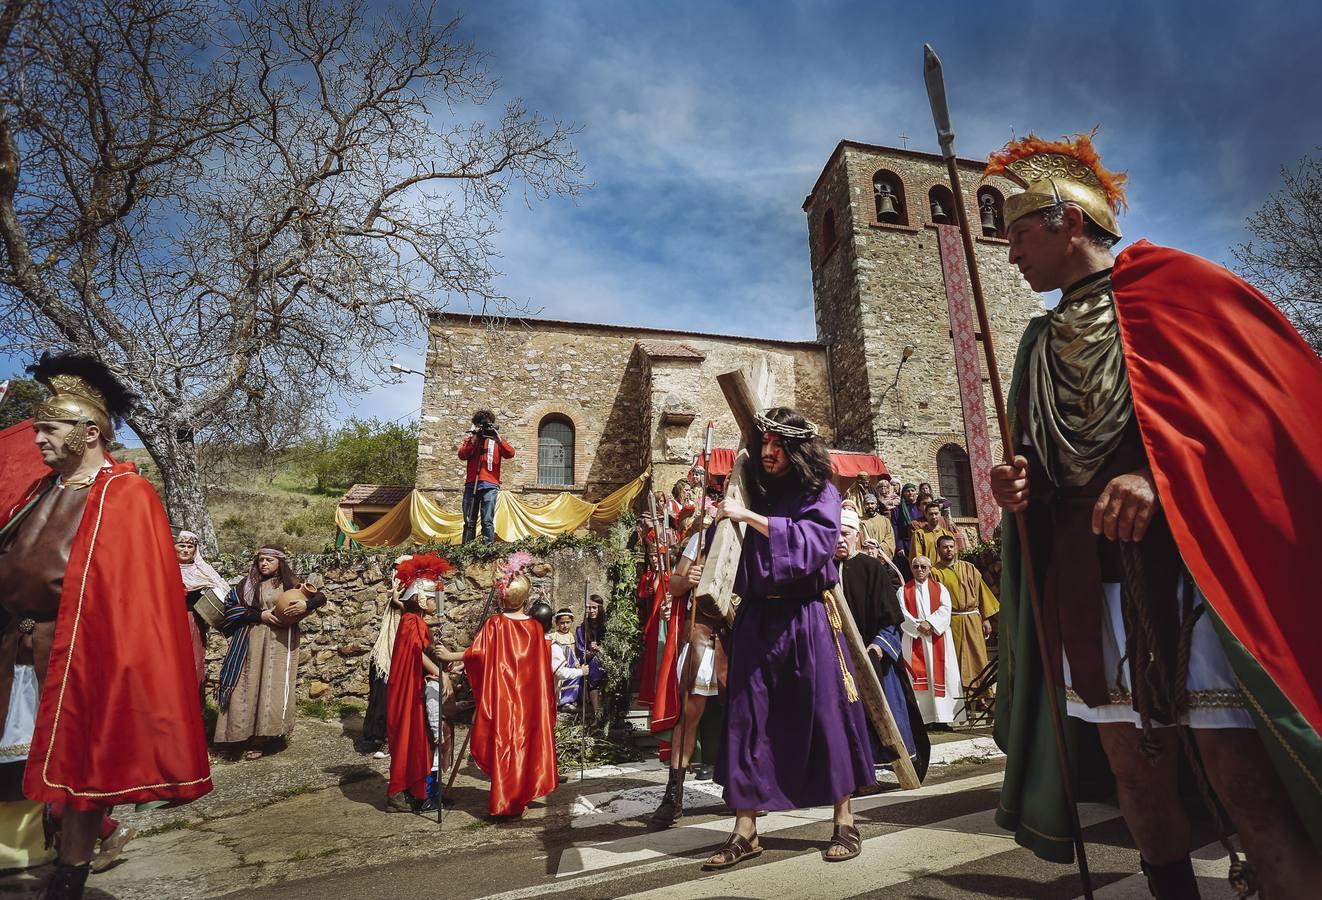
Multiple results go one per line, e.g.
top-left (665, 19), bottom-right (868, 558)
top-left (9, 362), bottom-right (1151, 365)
top-left (1233, 153), bottom-right (1322, 357)
top-left (0, 0), bottom-right (583, 547)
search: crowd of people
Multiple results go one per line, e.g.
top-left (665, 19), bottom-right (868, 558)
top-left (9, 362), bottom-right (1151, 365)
top-left (629, 444), bottom-right (1002, 843)
top-left (5, 125), bottom-right (1321, 896)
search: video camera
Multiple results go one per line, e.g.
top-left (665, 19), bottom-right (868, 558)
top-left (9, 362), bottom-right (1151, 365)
top-left (469, 410), bottom-right (498, 439)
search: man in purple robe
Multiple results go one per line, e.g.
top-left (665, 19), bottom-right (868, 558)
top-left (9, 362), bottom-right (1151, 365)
top-left (705, 407), bottom-right (874, 870)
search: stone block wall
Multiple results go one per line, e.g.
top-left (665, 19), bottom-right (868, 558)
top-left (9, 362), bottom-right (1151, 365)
top-left (203, 547), bottom-right (609, 703)
top-left (417, 315), bottom-right (832, 512)
top-left (806, 142), bottom-right (1043, 512)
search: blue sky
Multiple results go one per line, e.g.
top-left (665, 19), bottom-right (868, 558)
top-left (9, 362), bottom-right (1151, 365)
top-left (8, 1), bottom-right (1321, 443)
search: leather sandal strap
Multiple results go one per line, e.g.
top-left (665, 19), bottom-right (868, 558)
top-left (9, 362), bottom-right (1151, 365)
top-left (831, 823), bottom-right (862, 854)
top-left (716, 831), bottom-right (756, 862)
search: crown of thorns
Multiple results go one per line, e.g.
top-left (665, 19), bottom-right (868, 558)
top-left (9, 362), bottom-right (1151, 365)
top-left (754, 412), bottom-right (819, 439)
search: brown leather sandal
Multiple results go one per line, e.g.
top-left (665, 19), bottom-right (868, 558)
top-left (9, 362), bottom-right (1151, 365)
top-left (823, 823), bottom-right (862, 862)
top-left (701, 831), bottom-right (763, 871)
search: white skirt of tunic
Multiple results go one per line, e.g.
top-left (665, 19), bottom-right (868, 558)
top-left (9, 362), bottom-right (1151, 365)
top-left (0, 665), bottom-right (37, 763)
top-left (1063, 580), bottom-right (1252, 729)
top-left (675, 643), bottom-right (719, 697)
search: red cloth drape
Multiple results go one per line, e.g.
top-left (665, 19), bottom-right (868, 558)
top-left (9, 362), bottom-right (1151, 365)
top-left (386, 612), bottom-right (433, 800)
top-left (695, 447), bottom-right (888, 479)
top-left (9, 464), bottom-right (212, 810)
top-left (1113, 241), bottom-right (1322, 735)
top-left (463, 615), bottom-right (558, 816)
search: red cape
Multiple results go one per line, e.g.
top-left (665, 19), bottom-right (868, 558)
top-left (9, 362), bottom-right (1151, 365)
top-left (1113, 241), bottom-right (1322, 735)
top-left (386, 612), bottom-right (433, 800)
top-left (635, 570), bottom-right (684, 761)
top-left (463, 614), bottom-right (557, 816)
top-left (0, 419), bottom-right (47, 519)
top-left (8, 464), bottom-right (212, 810)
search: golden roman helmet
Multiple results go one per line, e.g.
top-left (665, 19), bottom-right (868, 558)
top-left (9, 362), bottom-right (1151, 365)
top-left (984, 130), bottom-right (1128, 240)
top-left (34, 374), bottom-right (113, 436)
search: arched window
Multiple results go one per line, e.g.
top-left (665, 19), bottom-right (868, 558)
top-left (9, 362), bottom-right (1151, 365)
top-left (537, 415), bottom-right (575, 486)
top-left (872, 170), bottom-right (907, 225)
top-left (937, 443), bottom-right (976, 518)
top-left (821, 207), bottom-right (838, 251)
top-left (927, 184), bottom-right (958, 226)
top-left (977, 185), bottom-right (1006, 237)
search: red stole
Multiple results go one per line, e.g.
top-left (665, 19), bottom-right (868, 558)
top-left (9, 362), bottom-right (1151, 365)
top-left (8, 464), bottom-right (212, 810)
top-left (904, 580), bottom-right (946, 698)
top-left (386, 612), bottom-right (433, 800)
top-left (463, 615), bottom-right (558, 817)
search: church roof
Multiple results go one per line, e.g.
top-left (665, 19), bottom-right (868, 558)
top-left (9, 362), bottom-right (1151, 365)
top-left (429, 311), bottom-right (824, 350)
top-left (636, 340), bottom-right (706, 361)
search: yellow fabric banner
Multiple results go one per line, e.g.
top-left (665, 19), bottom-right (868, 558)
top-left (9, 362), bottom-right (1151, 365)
top-left (335, 473), bottom-right (648, 547)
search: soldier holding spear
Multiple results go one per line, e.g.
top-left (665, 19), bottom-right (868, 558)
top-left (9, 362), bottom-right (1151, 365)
top-left (924, 45), bottom-right (1322, 899)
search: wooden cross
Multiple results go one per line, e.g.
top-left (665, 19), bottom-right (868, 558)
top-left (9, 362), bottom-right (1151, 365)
top-left (694, 362), bottom-right (921, 791)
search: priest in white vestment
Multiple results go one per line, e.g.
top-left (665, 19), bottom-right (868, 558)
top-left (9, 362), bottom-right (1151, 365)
top-left (898, 556), bottom-right (962, 725)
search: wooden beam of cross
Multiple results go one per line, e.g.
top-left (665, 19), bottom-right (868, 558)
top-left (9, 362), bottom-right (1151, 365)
top-left (694, 363), bottom-right (921, 791)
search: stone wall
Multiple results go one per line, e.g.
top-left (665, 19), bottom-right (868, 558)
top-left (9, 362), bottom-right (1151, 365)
top-left (806, 141), bottom-right (1043, 517)
top-left (204, 547), bottom-right (610, 703)
top-left (416, 314), bottom-right (832, 511)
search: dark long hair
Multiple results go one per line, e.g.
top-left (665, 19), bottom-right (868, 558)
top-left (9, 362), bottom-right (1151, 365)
top-left (238, 545), bottom-right (300, 608)
top-left (744, 407), bottom-right (834, 513)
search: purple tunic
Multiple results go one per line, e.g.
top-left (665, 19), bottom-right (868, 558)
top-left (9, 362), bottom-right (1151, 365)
top-left (715, 482), bottom-right (875, 810)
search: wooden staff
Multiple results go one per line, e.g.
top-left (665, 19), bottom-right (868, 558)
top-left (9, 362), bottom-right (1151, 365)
top-left (439, 580), bottom-right (499, 825)
top-left (693, 422), bottom-right (715, 560)
top-left (672, 422), bottom-right (716, 760)
top-left (924, 43), bottom-right (1093, 897)
top-left (580, 578), bottom-right (589, 781)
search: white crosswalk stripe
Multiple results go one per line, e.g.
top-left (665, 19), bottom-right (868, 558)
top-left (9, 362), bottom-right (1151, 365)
top-left (1083, 839), bottom-right (1235, 899)
top-left (554, 770), bottom-right (1005, 878)
top-left (618, 802), bottom-right (1123, 900)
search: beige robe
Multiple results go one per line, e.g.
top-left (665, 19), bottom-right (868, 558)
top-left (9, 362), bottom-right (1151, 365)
top-left (932, 560), bottom-right (999, 691)
top-left (214, 580), bottom-right (300, 742)
top-left (910, 523), bottom-right (959, 563)
top-left (859, 513), bottom-right (896, 559)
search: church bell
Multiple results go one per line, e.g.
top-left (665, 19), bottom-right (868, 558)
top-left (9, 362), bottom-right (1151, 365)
top-left (875, 184), bottom-right (900, 222)
top-left (980, 196), bottom-right (1000, 236)
top-left (930, 199), bottom-right (949, 224)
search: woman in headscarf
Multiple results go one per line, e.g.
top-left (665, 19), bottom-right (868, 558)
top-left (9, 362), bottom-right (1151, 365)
top-left (214, 546), bottom-right (326, 759)
top-left (889, 483), bottom-right (923, 559)
top-left (174, 530), bottom-right (229, 691)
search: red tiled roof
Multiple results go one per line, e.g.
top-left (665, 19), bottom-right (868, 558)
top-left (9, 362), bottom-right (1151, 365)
top-left (338, 484), bottom-right (412, 507)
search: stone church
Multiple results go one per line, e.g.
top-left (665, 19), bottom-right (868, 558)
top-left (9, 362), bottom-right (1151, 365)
top-left (414, 141), bottom-right (1043, 534)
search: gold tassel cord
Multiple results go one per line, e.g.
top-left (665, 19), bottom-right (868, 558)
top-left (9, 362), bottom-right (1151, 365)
top-left (823, 592), bottom-right (860, 703)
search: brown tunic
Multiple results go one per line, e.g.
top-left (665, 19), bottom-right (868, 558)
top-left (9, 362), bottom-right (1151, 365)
top-left (212, 581), bottom-right (301, 743)
top-left (0, 480), bottom-right (91, 728)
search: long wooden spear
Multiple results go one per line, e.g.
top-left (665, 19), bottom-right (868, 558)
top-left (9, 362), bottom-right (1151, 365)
top-left (923, 43), bottom-right (1094, 899)
top-left (671, 422), bottom-right (715, 764)
top-left (439, 581), bottom-right (499, 825)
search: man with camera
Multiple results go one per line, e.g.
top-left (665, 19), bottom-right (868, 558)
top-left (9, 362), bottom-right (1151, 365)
top-left (458, 409), bottom-right (514, 543)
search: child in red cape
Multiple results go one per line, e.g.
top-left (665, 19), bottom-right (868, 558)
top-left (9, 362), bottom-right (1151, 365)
top-left (385, 554), bottom-right (452, 813)
top-left (437, 555), bottom-right (557, 817)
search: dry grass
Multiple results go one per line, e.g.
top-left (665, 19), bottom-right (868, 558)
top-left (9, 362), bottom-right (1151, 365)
top-left (119, 447), bottom-right (342, 555)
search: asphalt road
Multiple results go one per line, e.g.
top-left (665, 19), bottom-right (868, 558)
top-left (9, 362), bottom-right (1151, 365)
top-left (224, 759), bottom-right (1237, 900)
